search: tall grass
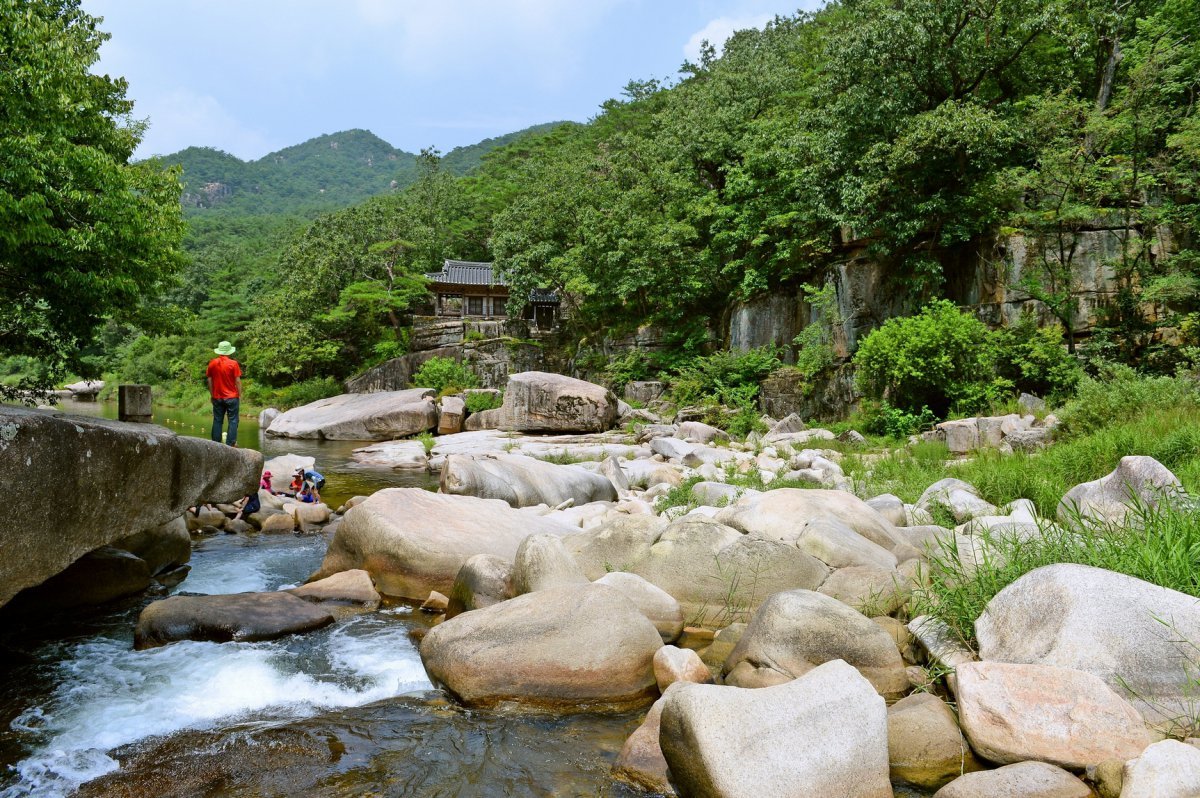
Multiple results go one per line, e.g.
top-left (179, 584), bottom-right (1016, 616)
top-left (845, 372), bottom-right (1200, 516)
top-left (842, 440), bottom-right (953, 503)
top-left (915, 501), bottom-right (1200, 650)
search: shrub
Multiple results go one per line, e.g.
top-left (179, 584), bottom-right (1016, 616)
top-left (464, 330), bottom-right (485, 342)
top-left (369, 334), bottom-right (409, 365)
top-left (725, 404), bottom-right (767, 438)
top-left (269, 377), bottom-right (343, 410)
top-left (991, 314), bottom-right (1082, 403)
top-left (792, 282), bottom-right (842, 381)
top-left (411, 357), bottom-right (479, 395)
top-left (1057, 363), bottom-right (1198, 436)
top-left (860, 400), bottom-right (938, 439)
top-left (604, 350), bottom-right (656, 391)
top-left (853, 300), bottom-right (1003, 416)
top-left (464, 391), bottom-right (503, 413)
top-left (669, 347), bottom-right (782, 409)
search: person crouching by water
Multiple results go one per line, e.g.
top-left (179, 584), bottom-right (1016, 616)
top-left (288, 469), bottom-right (304, 498)
top-left (260, 470), bottom-right (275, 494)
top-left (206, 341), bottom-right (242, 446)
top-left (303, 468), bottom-right (325, 503)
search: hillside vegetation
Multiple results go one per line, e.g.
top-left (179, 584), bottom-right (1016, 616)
top-left (240, 0), bottom-right (1198, 401)
top-left (9, 0), bottom-right (1198, 416)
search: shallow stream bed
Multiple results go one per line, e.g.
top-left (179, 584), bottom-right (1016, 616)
top-left (1, 401), bottom-right (932, 796)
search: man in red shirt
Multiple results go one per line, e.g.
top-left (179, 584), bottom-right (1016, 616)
top-left (206, 341), bottom-right (242, 445)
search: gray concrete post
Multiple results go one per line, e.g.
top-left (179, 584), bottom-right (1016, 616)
top-left (118, 384), bottom-right (153, 423)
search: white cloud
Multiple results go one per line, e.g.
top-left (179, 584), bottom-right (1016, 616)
top-left (683, 14), bottom-right (772, 62)
top-left (351, 0), bottom-right (626, 88)
top-left (134, 89), bottom-right (274, 160)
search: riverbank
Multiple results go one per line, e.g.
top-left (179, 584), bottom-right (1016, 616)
top-left (5, 364), bottom-right (1200, 797)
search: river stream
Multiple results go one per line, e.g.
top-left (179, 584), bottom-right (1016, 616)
top-left (0, 401), bottom-right (644, 797)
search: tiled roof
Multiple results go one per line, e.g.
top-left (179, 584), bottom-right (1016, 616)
top-left (425, 260), bottom-right (507, 286)
top-left (426, 259), bottom-right (560, 303)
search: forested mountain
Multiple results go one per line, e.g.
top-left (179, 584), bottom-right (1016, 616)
top-left (162, 130), bottom-right (414, 215)
top-left (440, 122), bottom-right (566, 174)
top-left (159, 124), bottom-right (566, 217)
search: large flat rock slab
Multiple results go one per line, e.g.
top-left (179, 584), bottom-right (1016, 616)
top-left (312, 488), bottom-right (577, 600)
top-left (428, 429), bottom-right (644, 469)
top-left (134, 592), bottom-right (335, 649)
top-left (265, 389), bottom-right (437, 440)
top-left (0, 406), bottom-right (261, 609)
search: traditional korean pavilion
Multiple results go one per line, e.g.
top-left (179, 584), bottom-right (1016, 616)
top-left (424, 259), bottom-right (559, 328)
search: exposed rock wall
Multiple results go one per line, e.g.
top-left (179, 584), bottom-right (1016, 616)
top-left (0, 406), bottom-right (261, 608)
top-left (730, 222), bottom-right (1171, 362)
top-left (728, 292), bottom-right (804, 361)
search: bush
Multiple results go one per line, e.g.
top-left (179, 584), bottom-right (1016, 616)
top-left (411, 357), bottom-right (479, 395)
top-left (604, 350), bottom-right (656, 391)
top-left (369, 334), bottom-right (410, 365)
top-left (669, 347), bottom-right (782, 408)
top-left (1057, 363), bottom-right (1198, 436)
top-left (792, 282), bottom-right (842, 381)
top-left (464, 390), bottom-right (503, 413)
top-left (725, 404), bottom-right (767, 438)
top-left (854, 300), bottom-right (1000, 416)
top-left (267, 377), bottom-right (343, 410)
top-left (991, 314), bottom-right (1082, 403)
top-left (860, 400), bottom-right (938, 439)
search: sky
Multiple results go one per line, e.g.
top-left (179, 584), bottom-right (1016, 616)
top-left (84, 0), bottom-right (822, 161)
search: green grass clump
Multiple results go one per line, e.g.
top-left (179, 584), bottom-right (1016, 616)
top-left (658, 476), bottom-right (705, 512)
top-left (414, 431), bottom-right (436, 454)
top-left (953, 404), bottom-right (1200, 517)
top-left (464, 391), bottom-right (503, 414)
top-left (843, 441), bottom-right (953, 504)
top-left (540, 449), bottom-right (585, 465)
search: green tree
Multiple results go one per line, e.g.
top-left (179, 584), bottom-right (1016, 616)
top-left (0, 0), bottom-right (184, 396)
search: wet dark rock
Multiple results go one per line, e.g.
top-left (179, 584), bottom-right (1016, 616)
top-left (9, 546), bottom-right (151, 611)
top-left (134, 592), bottom-right (335, 649)
top-left (73, 696), bottom-right (642, 798)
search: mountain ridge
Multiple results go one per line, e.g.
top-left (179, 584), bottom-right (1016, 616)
top-left (155, 123), bottom-right (567, 216)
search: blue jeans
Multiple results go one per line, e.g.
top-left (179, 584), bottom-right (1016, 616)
top-left (211, 397), bottom-right (239, 445)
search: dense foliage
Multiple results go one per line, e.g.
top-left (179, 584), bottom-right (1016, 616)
top-left (0, 0), bottom-right (184, 396)
top-left (854, 301), bottom-right (1082, 415)
top-left (9, 0), bottom-right (1198, 413)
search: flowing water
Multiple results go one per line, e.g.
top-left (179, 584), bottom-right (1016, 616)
top-left (0, 401), bottom-right (643, 797)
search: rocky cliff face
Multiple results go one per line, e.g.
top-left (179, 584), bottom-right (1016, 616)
top-left (0, 407), bottom-right (262, 608)
top-left (730, 222), bottom-right (1172, 359)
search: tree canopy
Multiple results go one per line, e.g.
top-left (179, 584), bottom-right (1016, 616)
top-left (0, 0), bottom-right (184, 394)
